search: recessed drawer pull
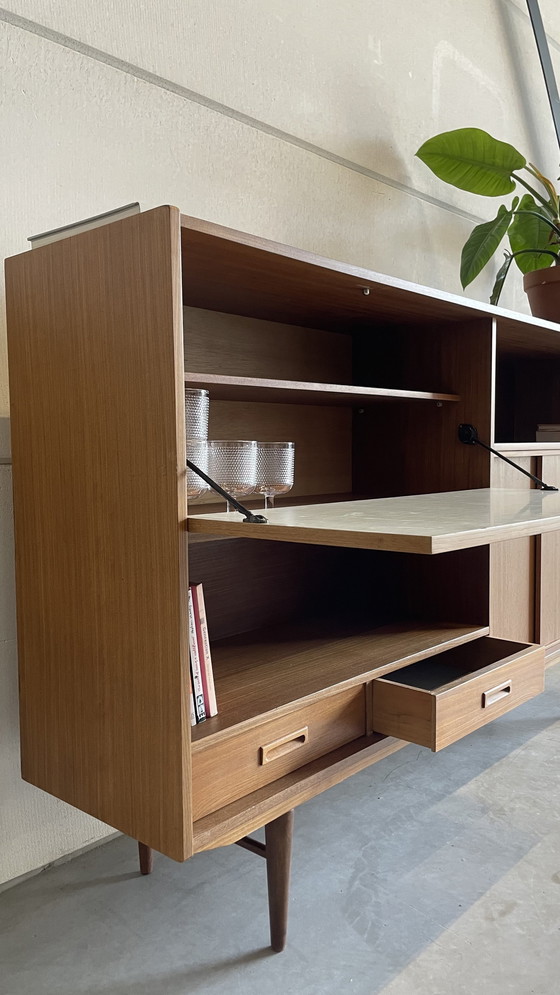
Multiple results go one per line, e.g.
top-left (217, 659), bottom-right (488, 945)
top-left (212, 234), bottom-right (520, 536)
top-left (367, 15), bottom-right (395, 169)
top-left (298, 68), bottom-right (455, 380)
top-left (260, 727), bottom-right (309, 765)
top-left (482, 681), bottom-right (512, 708)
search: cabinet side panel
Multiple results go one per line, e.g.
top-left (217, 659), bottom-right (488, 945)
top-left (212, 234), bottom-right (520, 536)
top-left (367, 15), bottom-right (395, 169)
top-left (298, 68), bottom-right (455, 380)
top-left (5, 207), bottom-right (191, 860)
top-left (489, 456), bottom-right (535, 644)
top-left (536, 456), bottom-right (560, 646)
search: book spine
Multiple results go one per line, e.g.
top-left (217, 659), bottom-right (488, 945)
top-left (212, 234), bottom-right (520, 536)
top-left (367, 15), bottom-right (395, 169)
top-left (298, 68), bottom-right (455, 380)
top-left (188, 670), bottom-right (196, 727)
top-left (187, 588), bottom-right (206, 722)
top-left (191, 583), bottom-right (218, 717)
top-left (190, 583), bottom-right (212, 716)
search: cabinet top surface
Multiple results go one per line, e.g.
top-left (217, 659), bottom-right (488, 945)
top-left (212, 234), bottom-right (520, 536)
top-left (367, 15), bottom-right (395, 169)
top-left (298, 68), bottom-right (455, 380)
top-left (188, 488), bottom-right (560, 553)
top-left (7, 208), bottom-right (560, 351)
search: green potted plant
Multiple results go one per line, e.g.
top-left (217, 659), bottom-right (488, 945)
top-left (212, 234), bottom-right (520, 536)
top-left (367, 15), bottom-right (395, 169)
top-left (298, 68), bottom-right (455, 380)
top-left (415, 127), bottom-right (560, 320)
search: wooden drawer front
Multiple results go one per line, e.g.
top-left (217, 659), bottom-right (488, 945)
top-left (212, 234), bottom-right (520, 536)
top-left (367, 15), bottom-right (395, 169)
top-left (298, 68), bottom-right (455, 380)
top-left (192, 686), bottom-right (365, 821)
top-left (371, 637), bottom-right (544, 752)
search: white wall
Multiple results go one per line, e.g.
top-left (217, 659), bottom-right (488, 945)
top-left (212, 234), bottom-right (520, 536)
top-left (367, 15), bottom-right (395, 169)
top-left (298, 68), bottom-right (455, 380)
top-left (1, 0), bottom-right (559, 885)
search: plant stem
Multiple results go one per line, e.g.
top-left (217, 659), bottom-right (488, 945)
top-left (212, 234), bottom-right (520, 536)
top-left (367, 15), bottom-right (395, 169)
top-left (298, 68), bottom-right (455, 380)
top-left (509, 249), bottom-right (560, 270)
top-left (526, 163), bottom-right (559, 213)
top-left (513, 173), bottom-right (556, 214)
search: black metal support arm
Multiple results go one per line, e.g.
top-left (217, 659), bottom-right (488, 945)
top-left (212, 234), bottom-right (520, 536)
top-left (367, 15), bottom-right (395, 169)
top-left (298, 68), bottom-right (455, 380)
top-left (186, 459), bottom-right (268, 523)
top-left (458, 424), bottom-right (558, 491)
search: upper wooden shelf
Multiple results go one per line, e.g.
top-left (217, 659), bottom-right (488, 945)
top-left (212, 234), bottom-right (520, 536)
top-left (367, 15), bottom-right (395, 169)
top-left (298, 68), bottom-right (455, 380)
top-left (184, 372), bottom-right (459, 406)
top-left (180, 214), bottom-right (560, 352)
top-left (187, 487), bottom-right (560, 554)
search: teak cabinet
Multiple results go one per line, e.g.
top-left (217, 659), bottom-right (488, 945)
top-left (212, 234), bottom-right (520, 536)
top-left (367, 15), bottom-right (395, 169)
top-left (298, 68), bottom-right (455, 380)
top-left (5, 206), bottom-right (560, 917)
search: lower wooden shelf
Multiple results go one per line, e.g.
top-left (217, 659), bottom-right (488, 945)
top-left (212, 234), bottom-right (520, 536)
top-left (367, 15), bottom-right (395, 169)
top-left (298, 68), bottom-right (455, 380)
top-left (192, 732), bottom-right (408, 852)
top-left (191, 625), bottom-right (544, 850)
top-left (191, 618), bottom-right (489, 745)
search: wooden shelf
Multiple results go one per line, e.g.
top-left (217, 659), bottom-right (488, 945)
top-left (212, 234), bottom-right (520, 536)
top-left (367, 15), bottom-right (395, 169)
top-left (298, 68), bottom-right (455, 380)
top-left (493, 442), bottom-right (560, 455)
top-left (180, 215), bottom-right (560, 338)
top-left (190, 620), bottom-right (489, 746)
top-left (187, 487), bottom-right (560, 554)
top-left (184, 372), bottom-right (459, 406)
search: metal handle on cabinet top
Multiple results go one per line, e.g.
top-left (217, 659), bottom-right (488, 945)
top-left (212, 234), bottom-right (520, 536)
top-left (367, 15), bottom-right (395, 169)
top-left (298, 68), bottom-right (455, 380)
top-left (482, 681), bottom-right (512, 708)
top-left (260, 727), bottom-right (309, 765)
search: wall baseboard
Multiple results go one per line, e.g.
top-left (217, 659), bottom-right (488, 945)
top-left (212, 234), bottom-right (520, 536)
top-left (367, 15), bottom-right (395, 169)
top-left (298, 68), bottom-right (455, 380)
top-left (0, 831), bottom-right (121, 894)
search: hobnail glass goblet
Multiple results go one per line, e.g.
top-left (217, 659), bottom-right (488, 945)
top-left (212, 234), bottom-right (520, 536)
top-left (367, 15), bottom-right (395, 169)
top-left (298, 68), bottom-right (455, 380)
top-left (255, 441), bottom-right (295, 510)
top-left (207, 440), bottom-right (258, 513)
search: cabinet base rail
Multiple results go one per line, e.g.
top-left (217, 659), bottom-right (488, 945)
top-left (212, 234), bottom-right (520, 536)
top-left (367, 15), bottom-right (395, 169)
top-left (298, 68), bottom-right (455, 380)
top-left (137, 809), bottom-right (294, 953)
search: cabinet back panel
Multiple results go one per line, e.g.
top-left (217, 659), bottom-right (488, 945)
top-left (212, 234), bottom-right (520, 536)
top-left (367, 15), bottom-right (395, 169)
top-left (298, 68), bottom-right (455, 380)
top-left (401, 547), bottom-right (489, 627)
top-left (495, 356), bottom-right (560, 443)
top-left (192, 399), bottom-right (352, 505)
top-left (187, 540), bottom-right (488, 645)
top-left (187, 540), bottom-right (403, 642)
top-left (354, 320), bottom-right (493, 496)
top-left (184, 307), bottom-right (352, 383)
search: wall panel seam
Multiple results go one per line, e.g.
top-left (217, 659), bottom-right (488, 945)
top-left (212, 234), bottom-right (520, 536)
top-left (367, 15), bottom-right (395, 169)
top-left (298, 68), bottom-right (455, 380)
top-left (0, 6), bottom-right (485, 225)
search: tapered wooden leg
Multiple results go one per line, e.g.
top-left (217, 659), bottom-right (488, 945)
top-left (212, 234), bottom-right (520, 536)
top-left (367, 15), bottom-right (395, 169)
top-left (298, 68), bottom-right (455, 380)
top-left (264, 810), bottom-right (294, 953)
top-left (138, 842), bottom-right (153, 875)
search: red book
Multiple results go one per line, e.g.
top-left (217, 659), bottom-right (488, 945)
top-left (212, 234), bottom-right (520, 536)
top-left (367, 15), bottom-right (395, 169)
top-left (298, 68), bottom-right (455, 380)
top-left (190, 582), bottom-right (218, 717)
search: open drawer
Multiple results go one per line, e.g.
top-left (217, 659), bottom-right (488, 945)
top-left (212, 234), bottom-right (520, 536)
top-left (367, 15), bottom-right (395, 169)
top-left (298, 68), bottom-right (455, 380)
top-left (371, 637), bottom-right (544, 752)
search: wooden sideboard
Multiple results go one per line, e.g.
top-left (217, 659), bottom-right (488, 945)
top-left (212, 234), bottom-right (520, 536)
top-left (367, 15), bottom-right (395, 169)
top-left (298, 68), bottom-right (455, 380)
top-left (6, 206), bottom-right (560, 949)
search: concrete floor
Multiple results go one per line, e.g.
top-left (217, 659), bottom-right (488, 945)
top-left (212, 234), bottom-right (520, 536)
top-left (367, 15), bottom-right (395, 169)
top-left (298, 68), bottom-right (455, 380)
top-left (2, 670), bottom-right (560, 995)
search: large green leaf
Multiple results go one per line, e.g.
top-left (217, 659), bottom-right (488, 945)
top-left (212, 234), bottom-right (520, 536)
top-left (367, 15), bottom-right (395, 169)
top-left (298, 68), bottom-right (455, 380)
top-left (416, 128), bottom-right (525, 196)
top-left (460, 204), bottom-right (513, 287)
top-left (509, 194), bottom-right (559, 273)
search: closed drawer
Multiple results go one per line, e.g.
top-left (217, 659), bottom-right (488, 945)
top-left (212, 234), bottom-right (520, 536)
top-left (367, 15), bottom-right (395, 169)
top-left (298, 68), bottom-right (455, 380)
top-left (192, 686), bottom-right (366, 820)
top-left (371, 637), bottom-right (544, 752)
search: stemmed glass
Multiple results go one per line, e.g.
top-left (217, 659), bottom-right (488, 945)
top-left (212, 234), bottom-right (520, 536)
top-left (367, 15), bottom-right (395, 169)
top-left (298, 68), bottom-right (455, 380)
top-left (207, 440), bottom-right (258, 513)
top-left (255, 442), bottom-right (295, 510)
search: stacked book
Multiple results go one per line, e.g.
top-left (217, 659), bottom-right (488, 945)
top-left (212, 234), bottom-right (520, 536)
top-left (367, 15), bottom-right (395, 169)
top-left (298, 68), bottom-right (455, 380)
top-left (187, 582), bottom-right (218, 725)
top-left (536, 424), bottom-right (560, 442)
